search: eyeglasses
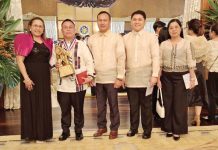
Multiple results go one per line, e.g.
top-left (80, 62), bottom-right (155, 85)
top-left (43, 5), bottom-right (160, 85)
top-left (31, 24), bottom-right (44, 29)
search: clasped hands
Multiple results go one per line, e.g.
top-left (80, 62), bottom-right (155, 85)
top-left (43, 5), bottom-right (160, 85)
top-left (23, 77), bottom-right (34, 91)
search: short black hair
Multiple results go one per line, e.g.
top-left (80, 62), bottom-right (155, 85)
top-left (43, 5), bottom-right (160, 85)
top-left (187, 19), bottom-right (204, 36)
top-left (211, 22), bottom-right (218, 35)
top-left (97, 11), bottom-right (111, 21)
top-left (158, 27), bottom-right (169, 44)
top-left (61, 19), bottom-right (75, 27)
top-left (153, 21), bottom-right (166, 32)
top-left (131, 10), bottom-right (146, 20)
top-left (167, 19), bottom-right (184, 38)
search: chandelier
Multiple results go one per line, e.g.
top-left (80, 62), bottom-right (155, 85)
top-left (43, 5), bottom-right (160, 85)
top-left (60, 0), bottom-right (116, 8)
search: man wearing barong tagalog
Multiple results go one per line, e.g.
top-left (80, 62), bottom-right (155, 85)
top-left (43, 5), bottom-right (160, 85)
top-left (50, 19), bottom-right (95, 141)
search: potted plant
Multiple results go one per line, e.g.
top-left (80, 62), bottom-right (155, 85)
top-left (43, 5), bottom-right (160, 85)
top-left (198, 0), bottom-right (218, 38)
top-left (200, 0), bottom-right (218, 22)
top-left (0, 0), bottom-right (21, 97)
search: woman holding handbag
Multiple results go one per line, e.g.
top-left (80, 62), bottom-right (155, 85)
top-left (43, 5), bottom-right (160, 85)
top-left (158, 19), bottom-right (196, 141)
top-left (206, 23), bottom-right (218, 124)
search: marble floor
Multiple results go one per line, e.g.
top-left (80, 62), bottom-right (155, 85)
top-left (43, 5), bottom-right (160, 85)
top-left (0, 126), bottom-right (218, 150)
top-left (1, 95), bottom-right (218, 150)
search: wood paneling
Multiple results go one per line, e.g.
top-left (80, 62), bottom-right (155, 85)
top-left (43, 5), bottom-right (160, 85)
top-left (201, 0), bottom-right (210, 11)
top-left (21, 0), bottom-right (57, 16)
top-left (110, 0), bottom-right (185, 18)
top-left (57, 3), bottom-right (76, 20)
top-left (75, 7), bottom-right (92, 20)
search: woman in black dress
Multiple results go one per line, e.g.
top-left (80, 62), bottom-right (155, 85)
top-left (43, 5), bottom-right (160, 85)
top-left (15, 17), bottom-right (53, 142)
top-left (186, 19), bottom-right (209, 126)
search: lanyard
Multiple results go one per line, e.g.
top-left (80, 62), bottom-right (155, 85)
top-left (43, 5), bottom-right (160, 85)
top-left (63, 38), bottom-right (76, 51)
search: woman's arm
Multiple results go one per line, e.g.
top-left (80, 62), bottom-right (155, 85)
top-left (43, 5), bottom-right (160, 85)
top-left (186, 41), bottom-right (196, 89)
top-left (16, 55), bottom-right (34, 91)
top-left (189, 68), bottom-right (196, 89)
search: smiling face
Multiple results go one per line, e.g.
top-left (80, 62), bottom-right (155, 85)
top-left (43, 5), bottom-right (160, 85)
top-left (97, 13), bottom-right (110, 33)
top-left (168, 21), bottom-right (182, 38)
top-left (131, 14), bottom-right (146, 32)
top-left (61, 21), bottom-right (75, 40)
top-left (29, 19), bottom-right (45, 38)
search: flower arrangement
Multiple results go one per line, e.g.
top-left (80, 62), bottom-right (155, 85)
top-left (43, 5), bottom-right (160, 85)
top-left (0, 0), bottom-right (21, 94)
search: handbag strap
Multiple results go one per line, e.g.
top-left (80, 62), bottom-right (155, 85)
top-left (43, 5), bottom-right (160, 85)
top-left (209, 55), bottom-right (218, 70)
top-left (157, 88), bottom-right (163, 104)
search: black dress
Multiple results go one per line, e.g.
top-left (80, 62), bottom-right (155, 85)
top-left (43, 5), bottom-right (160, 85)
top-left (188, 62), bottom-right (209, 107)
top-left (20, 42), bottom-right (53, 141)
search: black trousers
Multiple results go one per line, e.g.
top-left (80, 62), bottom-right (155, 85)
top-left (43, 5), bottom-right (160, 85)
top-left (57, 90), bottom-right (86, 134)
top-left (96, 83), bottom-right (120, 131)
top-left (127, 88), bottom-right (152, 134)
top-left (207, 72), bottom-right (218, 121)
top-left (161, 71), bottom-right (188, 135)
top-left (152, 85), bottom-right (159, 117)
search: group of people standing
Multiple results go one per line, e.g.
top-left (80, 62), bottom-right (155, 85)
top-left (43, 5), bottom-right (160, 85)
top-left (14, 9), bottom-right (218, 143)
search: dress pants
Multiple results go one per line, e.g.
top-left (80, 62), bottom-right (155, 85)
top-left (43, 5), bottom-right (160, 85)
top-left (161, 71), bottom-right (188, 135)
top-left (96, 83), bottom-right (120, 131)
top-left (152, 85), bottom-right (159, 117)
top-left (127, 88), bottom-right (152, 134)
top-left (57, 90), bottom-right (86, 134)
top-left (207, 72), bottom-right (218, 121)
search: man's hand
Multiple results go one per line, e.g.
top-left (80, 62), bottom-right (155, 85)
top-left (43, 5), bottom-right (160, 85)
top-left (55, 62), bottom-right (62, 69)
top-left (150, 76), bottom-right (158, 87)
top-left (157, 79), bottom-right (162, 88)
top-left (82, 76), bottom-right (93, 85)
top-left (114, 79), bottom-right (124, 88)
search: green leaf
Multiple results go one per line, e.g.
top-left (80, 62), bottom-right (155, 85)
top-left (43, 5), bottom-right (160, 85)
top-left (0, 56), bottom-right (20, 88)
top-left (208, 0), bottom-right (218, 13)
top-left (0, 0), bottom-right (20, 88)
top-left (203, 9), bottom-right (218, 16)
top-left (1, 19), bottom-right (21, 38)
top-left (5, 20), bottom-right (17, 27)
top-left (0, 0), bottom-right (11, 20)
top-left (3, 33), bottom-right (15, 40)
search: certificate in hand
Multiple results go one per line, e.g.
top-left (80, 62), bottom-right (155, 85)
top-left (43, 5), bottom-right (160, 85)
top-left (182, 73), bottom-right (198, 89)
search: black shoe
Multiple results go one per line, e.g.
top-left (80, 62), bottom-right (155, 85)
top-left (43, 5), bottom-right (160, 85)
top-left (173, 135), bottom-right (180, 141)
top-left (127, 129), bottom-right (138, 137)
top-left (75, 132), bottom-right (83, 141)
top-left (166, 133), bottom-right (173, 137)
top-left (59, 132), bottom-right (70, 141)
top-left (22, 138), bottom-right (34, 143)
top-left (142, 132), bottom-right (151, 139)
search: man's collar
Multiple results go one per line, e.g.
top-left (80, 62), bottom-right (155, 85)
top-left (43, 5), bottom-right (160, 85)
top-left (132, 29), bottom-right (144, 36)
top-left (98, 30), bottom-right (111, 36)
